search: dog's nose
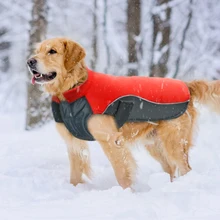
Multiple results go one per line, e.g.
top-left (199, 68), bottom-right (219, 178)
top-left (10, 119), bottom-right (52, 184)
top-left (27, 58), bottom-right (37, 68)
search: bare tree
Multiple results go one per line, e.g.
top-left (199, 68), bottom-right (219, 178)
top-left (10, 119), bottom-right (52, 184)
top-left (25, 0), bottom-right (51, 130)
top-left (91, 0), bottom-right (98, 71)
top-left (173, 0), bottom-right (193, 78)
top-left (0, 27), bottom-right (10, 74)
top-left (103, 0), bottom-right (111, 73)
top-left (127, 0), bottom-right (141, 76)
top-left (0, 2), bottom-right (11, 76)
top-left (150, 0), bottom-right (171, 77)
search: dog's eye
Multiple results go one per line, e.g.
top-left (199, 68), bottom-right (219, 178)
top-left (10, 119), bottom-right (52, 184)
top-left (48, 49), bottom-right (57, 55)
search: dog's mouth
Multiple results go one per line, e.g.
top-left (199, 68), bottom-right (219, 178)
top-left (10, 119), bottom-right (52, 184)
top-left (31, 70), bottom-right (57, 85)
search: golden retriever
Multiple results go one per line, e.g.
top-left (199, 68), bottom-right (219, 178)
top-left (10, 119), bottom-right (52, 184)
top-left (27, 37), bottom-right (220, 189)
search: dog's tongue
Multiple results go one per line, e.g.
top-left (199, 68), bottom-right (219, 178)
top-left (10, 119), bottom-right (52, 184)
top-left (31, 76), bottom-right (36, 85)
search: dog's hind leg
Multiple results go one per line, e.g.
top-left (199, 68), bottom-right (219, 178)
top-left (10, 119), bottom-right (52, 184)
top-left (145, 139), bottom-right (176, 181)
top-left (157, 117), bottom-right (193, 178)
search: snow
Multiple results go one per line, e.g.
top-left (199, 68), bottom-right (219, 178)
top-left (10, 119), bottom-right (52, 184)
top-left (1, 108), bottom-right (220, 220)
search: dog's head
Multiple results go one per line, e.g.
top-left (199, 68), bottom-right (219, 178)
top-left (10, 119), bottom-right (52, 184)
top-left (27, 37), bottom-right (86, 92)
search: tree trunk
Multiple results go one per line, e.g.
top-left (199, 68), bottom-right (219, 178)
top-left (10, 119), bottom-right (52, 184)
top-left (25, 0), bottom-right (51, 130)
top-left (150, 0), bottom-right (171, 77)
top-left (0, 27), bottom-right (11, 74)
top-left (127, 0), bottom-right (141, 76)
top-left (103, 0), bottom-right (110, 73)
top-left (173, 0), bottom-right (193, 78)
top-left (91, 0), bottom-right (98, 71)
top-left (0, 2), bottom-right (11, 75)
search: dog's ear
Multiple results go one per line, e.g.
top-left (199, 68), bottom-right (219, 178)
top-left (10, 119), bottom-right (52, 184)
top-left (63, 39), bottom-right (86, 71)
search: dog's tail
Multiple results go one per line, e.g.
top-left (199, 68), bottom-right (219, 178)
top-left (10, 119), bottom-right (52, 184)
top-left (186, 80), bottom-right (220, 113)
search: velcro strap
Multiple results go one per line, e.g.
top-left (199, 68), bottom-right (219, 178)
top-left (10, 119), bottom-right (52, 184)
top-left (114, 100), bottom-right (134, 128)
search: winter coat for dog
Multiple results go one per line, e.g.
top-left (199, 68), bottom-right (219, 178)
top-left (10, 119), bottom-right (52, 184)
top-left (52, 69), bottom-right (190, 141)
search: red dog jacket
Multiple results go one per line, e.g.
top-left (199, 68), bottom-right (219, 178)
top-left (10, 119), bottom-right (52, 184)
top-left (52, 69), bottom-right (190, 141)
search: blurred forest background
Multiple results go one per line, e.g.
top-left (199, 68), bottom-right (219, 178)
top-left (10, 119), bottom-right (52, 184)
top-left (0, 0), bottom-right (220, 129)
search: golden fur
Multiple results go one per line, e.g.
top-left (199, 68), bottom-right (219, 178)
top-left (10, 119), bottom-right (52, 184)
top-left (29, 37), bottom-right (220, 189)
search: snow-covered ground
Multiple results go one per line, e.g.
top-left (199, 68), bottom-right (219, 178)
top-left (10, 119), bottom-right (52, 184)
top-left (1, 108), bottom-right (220, 220)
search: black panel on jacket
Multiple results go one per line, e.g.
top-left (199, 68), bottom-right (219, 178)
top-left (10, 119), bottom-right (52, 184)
top-left (51, 96), bottom-right (189, 141)
top-left (104, 96), bottom-right (189, 128)
top-left (59, 98), bottom-right (94, 141)
top-left (51, 101), bottom-right (63, 123)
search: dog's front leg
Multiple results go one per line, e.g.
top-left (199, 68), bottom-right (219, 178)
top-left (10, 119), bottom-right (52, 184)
top-left (99, 140), bottom-right (136, 189)
top-left (56, 123), bottom-right (91, 186)
top-left (88, 115), bottom-right (137, 189)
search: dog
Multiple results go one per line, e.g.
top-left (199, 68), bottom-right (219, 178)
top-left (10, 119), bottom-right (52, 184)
top-left (27, 37), bottom-right (220, 189)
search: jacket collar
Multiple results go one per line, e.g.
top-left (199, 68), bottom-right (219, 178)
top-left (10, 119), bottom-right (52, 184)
top-left (63, 68), bottom-right (94, 103)
top-left (52, 68), bottom-right (94, 103)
